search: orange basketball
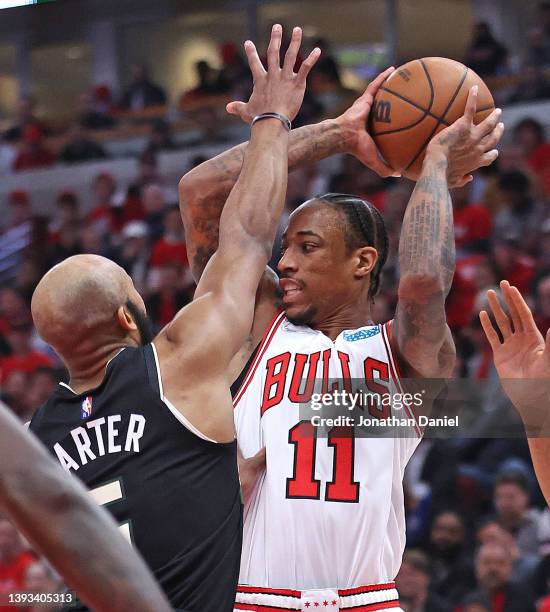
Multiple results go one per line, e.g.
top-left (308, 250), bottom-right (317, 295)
top-left (369, 57), bottom-right (495, 181)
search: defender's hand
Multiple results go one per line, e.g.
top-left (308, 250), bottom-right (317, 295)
top-left (336, 67), bottom-right (400, 178)
top-left (226, 24), bottom-right (320, 124)
top-left (426, 86), bottom-right (504, 188)
top-left (480, 280), bottom-right (550, 427)
top-left (238, 447), bottom-right (266, 504)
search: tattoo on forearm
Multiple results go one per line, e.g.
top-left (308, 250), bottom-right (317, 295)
top-left (181, 120), bottom-right (348, 279)
top-left (399, 160), bottom-right (455, 293)
top-left (396, 158), bottom-right (456, 375)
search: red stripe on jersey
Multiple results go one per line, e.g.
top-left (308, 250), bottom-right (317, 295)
top-left (381, 321), bottom-right (422, 437)
top-left (384, 320), bottom-right (403, 379)
top-left (237, 586), bottom-right (300, 598)
top-left (338, 582), bottom-right (395, 596)
top-left (233, 311), bottom-right (285, 407)
top-left (344, 600), bottom-right (400, 611)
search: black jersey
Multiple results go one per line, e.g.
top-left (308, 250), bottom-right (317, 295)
top-left (29, 344), bottom-right (242, 612)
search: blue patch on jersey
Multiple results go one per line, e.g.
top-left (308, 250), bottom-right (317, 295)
top-left (342, 326), bottom-right (381, 342)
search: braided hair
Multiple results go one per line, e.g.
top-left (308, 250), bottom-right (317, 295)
top-left (317, 193), bottom-right (389, 300)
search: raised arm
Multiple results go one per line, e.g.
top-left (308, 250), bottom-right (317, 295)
top-left (0, 405), bottom-right (171, 612)
top-left (179, 67), bottom-right (397, 282)
top-left (392, 87), bottom-right (503, 378)
top-left (154, 25), bottom-right (319, 441)
top-left (480, 280), bottom-right (550, 506)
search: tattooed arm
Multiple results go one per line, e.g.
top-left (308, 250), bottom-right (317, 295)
top-left (179, 67), bottom-right (397, 282)
top-left (392, 86), bottom-right (504, 378)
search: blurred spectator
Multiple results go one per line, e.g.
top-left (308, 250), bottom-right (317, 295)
top-left (0, 191), bottom-right (34, 285)
top-left (217, 42), bottom-right (251, 98)
top-left (477, 519), bottom-right (540, 588)
top-left (12, 125), bottom-right (55, 172)
top-left (77, 86), bottom-right (116, 131)
top-left (491, 235), bottom-right (535, 295)
top-left (79, 221), bottom-right (107, 256)
top-left (0, 323), bottom-right (53, 384)
top-left (508, 65), bottom-right (550, 104)
top-left (0, 287), bottom-right (31, 334)
top-left (58, 123), bottom-right (108, 164)
top-left (150, 206), bottom-right (190, 271)
top-left (308, 54), bottom-right (356, 117)
top-left (48, 192), bottom-right (82, 266)
top-left (24, 368), bottom-right (58, 416)
top-left (513, 119), bottom-right (550, 197)
top-left (492, 171), bottom-right (545, 256)
top-left (145, 262), bottom-right (192, 331)
top-left (116, 221), bottom-right (150, 293)
top-left (49, 191), bottom-right (80, 242)
top-left (526, 2), bottom-right (550, 69)
top-left (534, 275), bottom-right (550, 337)
top-left (132, 150), bottom-right (162, 193)
top-left (187, 107), bottom-right (231, 146)
top-left (0, 519), bottom-right (36, 612)
top-left (425, 510), bottom-right (477, 606)
top-left (464, 22), bottom-right (508, 77)
top-left (146, 119), bottom-right (177, 154)
top-left (181, 60), bottom-right (224, 105)
top-left (25, 560), bottom-right (63, 612)
top-left (395, 549), bottom-right (449, 611)
top-left (461, 593), bottom-right (491, 612)
top-left (453, 184), bottom-right (492, 255)
top-left (3, 95), bottom-right (44, 143)
top-left (87, 172), bottom-right (118, 236)
top-left (1, 370), bottom-right (29, 418)
top-left (466, 542), bottom-right (535, 611)
top-left (492, 473), bottom-right (541, 556)
top-left (120, 63), bottom-right (167, 110)
top-left (142, 183), bottom-right (168, 242)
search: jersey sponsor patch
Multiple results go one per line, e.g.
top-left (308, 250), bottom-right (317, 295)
top-left (342, 326), bottom-right (381, 342)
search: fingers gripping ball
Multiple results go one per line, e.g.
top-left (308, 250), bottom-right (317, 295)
top-left (369, 57), bottom-right (494, 180)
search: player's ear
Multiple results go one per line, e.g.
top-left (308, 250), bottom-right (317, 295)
top-left (354, 246), bottom-right (378, 279)
top-left (117, 305), bottom-right (138, 332)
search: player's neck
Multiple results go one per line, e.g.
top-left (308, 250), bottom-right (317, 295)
top-left (312, 301), bottom-right (374, 341)
top-left (64, 341), bottom-right (134, 394)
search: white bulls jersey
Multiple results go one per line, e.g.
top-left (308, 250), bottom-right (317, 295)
top-left (234, 312), bottom-right (421, 591)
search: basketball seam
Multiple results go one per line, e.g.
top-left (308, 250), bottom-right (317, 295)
top-left (372, 61), bottom-right (449, 138)
top-left (373, 89), bottom-right (440, 136)
top-left (475, 104), bottom-right (495, 113)
top-left (404, 65), bottom-right (469, 173)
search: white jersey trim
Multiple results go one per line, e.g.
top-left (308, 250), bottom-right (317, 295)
top-left (150, 342), bottom-right (218, 444)
top-left (233, 310), bottom-right (286, 407)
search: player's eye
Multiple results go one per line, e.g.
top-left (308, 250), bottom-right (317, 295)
top-left (302, 243), bottom-right (318, 253)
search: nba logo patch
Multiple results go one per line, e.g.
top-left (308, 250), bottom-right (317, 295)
top-left (81, 396), bottom-right (93, 419)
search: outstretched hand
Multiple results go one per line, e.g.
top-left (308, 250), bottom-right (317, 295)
top-left (480, 280), bottom-right (550, 427)
top-left (226, 25), bottom-right (321, 125)
top-left (427, 86), bottom-right (504, 187)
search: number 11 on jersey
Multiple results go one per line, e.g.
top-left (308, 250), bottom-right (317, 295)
top-left (286, 421), bottom-right (360, 503)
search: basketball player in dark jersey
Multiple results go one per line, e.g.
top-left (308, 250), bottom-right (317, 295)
top-left (28, 25), bottom-right (320, 612)
top-left (0, 403), bottom-right (170, 612)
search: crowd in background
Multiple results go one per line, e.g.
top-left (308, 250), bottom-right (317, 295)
top-left (3, 5), bottom-right (550, 612)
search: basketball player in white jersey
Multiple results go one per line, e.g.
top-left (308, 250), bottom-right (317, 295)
top-left (180, 74), bottom-right (504, 609)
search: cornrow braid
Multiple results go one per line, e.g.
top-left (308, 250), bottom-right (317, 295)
top-left (317, 193), bottom-right (389, 299)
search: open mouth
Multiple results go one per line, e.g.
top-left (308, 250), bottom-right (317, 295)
top-left (279, 278), bottom-right (303, 302)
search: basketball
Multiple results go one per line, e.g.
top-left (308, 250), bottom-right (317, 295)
top-left (369, 57), bottom-right (495, 180)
